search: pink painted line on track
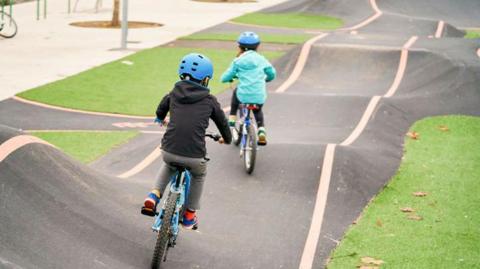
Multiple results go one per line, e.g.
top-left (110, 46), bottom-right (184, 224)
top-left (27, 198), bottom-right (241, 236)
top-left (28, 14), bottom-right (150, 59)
top-left (298, 36), bottom-right (418, 269)
top-left (435, 21), bottom-right (445, 38)
top-left (298, 143), bottom-right (336, 269)
top-left (0, 135), bottom-right (56, 163)
top-left (342, 0), bottom-right (382, 31)
top-left (12, 96), bottom-right (154, 120)
top-left (275, 34), bottom-right (329, 93)
top-left (117, 147), bottom-right (162, 178)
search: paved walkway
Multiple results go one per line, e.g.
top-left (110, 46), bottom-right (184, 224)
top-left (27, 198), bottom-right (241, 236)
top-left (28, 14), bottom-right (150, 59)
top-left (0, 0), bottom-right (286, 101)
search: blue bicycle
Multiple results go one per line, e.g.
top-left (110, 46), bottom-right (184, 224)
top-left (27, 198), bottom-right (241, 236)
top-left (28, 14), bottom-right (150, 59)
top-left (232, 104), bottom-right (259, 174)
top-left (149, 133), bottom-right (221, 268)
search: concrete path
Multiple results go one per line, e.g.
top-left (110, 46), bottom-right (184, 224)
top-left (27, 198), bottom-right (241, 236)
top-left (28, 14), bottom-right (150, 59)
top-left (0, 0), bottom-right (287, 101)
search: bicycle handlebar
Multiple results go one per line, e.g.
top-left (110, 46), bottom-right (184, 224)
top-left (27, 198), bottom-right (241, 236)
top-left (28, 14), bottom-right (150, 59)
top-left (205, 133), bottom-right (221, 141)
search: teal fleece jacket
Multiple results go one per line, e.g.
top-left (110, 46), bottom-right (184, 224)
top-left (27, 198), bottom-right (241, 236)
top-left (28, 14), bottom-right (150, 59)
top-left (221, 50), bottom-right (276, 104)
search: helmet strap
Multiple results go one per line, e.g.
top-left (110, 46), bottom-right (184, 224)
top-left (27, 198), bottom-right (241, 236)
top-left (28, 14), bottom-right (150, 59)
top-left (201, 77), bottom-right (210, 87)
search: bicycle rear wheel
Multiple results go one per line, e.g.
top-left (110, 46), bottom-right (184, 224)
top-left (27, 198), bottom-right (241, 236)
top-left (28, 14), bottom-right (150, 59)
top-left (243, 124), bottom-right (257, 174)
top-left (0, 12), bottom-right (17, 38)
top-left (151, 192), bottom-right (179, 269)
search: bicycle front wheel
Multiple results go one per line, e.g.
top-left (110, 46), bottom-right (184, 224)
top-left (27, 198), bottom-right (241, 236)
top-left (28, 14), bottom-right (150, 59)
top-left (151, 192), bottom-right (179, 269)
top-left (0, 12), bottom-right (17, 38)
top-left (244, 124), bottom-right (257, 174)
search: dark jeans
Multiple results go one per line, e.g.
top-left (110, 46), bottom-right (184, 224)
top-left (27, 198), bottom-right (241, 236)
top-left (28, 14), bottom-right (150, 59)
top-left (229, 89), bottom-right (265, 127)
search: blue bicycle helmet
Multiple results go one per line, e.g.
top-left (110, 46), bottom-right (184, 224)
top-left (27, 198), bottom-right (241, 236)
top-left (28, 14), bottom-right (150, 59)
top-left (178, 53), bottom-right (213, 81)
top-left (237, 31), bottom-right (260, 50)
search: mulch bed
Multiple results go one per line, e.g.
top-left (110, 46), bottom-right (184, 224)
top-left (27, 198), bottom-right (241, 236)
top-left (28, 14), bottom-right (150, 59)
top-left (70, 21), bottom-right (162, 29)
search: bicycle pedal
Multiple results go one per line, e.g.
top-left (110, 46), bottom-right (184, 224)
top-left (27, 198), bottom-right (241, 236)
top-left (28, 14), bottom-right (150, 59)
top-left (141, 207), bottom-right (156, 217)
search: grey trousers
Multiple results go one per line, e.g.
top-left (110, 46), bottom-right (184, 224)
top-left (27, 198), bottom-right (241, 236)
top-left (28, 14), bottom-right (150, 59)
top-left (154, 151), bottom-right (207, 210)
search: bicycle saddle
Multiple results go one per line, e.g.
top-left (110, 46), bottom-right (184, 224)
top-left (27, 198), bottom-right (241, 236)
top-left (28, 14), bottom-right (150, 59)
top-left (244, 104), bottom-right (260, 110)
top-left (168, 162), bottom-right (190, 171)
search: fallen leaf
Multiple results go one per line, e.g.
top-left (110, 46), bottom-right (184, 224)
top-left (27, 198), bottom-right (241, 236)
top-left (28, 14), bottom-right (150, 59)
top-left (407, 214), bottom-right (423, 221)
top-left (401, 207), bottom-right (415, 213)
top-left (361, 257), bottom-right (384, 266)
top-left (406, 131), bottom-right (419, 140)
top-left (413, 192), bottom-right (428, 197)
top-left (438, 125), bottom-right (449, 132)
top-left (376, 219), bottom-right (383, 227)
top-left (358, 266), bottom-right (378, 269)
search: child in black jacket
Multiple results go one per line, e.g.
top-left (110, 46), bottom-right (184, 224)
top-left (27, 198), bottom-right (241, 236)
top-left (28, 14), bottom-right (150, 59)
top-left (141, 53), bottom-right (232, 229)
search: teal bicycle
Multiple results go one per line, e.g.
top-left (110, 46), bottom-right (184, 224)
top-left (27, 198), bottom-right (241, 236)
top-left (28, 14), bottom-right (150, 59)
top-left (149, 133), bottom-right (221, 268)
top-left (0, 10), bottom-right (17, 38)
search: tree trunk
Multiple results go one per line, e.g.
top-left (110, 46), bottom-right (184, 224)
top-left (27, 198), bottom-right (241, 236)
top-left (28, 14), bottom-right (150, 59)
top-left (111, 0), bottom-right (120, 27)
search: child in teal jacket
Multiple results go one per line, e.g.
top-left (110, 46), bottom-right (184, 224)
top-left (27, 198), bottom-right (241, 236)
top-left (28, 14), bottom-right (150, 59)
top-left (221, 31), bottom-right (276, 145)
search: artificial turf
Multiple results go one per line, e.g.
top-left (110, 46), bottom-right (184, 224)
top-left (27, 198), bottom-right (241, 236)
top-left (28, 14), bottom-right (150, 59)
top-left (232, 12), bottom-right (343, 30)
top-left (327, 115), bottom-right (480, 269)
top-left (464, 30), bottom-right (480, 39)
top-left (18, 47), bottom-right (283, 116)
top-left (31, 131), bottom-right (139, 163)
top-left (180, 32), bottom-right (314, 44)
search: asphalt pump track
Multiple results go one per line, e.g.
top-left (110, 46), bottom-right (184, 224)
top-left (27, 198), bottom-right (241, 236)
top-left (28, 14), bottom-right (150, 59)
top-left (1, 0), bottom-right (480, 268)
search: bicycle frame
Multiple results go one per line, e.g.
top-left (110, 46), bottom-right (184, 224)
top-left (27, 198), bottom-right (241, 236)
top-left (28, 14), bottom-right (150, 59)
top-left (152, 169), bottom-right (192, 239)
top-left (240, 107), bottom-right (251, 151)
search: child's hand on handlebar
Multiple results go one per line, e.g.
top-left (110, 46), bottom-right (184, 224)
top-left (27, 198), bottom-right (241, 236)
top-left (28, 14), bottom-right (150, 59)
top-left (154, 117), bottom-right (168, 127)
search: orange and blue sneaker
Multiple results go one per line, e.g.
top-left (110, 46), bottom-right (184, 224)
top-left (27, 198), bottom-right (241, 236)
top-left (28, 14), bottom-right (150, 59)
top-left (181, 209), bottom-right (198, 229)
top-left (141, 190), bottom-right (161, 217)
top-left (258, 127), bottom-right (267, 146)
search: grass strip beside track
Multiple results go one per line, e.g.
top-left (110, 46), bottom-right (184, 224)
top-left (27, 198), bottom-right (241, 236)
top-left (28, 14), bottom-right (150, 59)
top-left (232, 12), bottom-right (343, 30)
top-left (180, 32), bottom-right (314, 44)
top-left (18, 47), bottom-right (283, 116)
top-left (31, 131), bottom-right (139, 163)
top-left (465, 30), bottom-right (480, 39)
top-left (328, 115), bottom-right (480, 269)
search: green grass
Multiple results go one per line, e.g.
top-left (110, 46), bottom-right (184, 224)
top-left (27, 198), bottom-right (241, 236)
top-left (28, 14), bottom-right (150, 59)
top-left (464, 30), bottom-right (480, 39)
top-left (232, 12), bottom-right (343, 30)
top-left (328, 115), bottom-right (480, 269)
top-left (31, 131), bottom-right (139, 163)
top-left (18, 47), bottom-right (283, 116)
top-left (180, 32), bottom-right (313, 44)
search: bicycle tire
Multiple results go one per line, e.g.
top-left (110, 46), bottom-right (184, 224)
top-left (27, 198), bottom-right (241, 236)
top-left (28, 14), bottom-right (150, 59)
top-left (151, 192), bottom-right (179, 269)
top-left (0, 12), bottom-right (17, 38)
top-left (244, 124), bottom-right (257, 174)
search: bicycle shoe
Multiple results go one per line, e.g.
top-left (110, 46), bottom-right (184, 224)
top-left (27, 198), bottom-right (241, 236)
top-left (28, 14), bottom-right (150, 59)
top-left (181, 209), bottom-right (198, 229)
top-left (141, 191), bottom-right (161, 217)
top-left (258, 128), bottom-right (267, 146)
top-left (228, 115), bottom-right (237, 127)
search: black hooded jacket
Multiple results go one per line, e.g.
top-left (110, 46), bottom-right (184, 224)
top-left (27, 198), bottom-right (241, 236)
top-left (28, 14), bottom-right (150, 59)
top-left (156, 80), bottom-right (232, 158)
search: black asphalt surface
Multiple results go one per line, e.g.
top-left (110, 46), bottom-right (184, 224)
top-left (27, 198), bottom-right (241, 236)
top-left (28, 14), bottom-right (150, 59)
top-left (1, 0), bottom-right (480, 268)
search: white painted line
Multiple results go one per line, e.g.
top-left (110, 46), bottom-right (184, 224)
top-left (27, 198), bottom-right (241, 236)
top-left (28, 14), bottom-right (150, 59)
top-left (0, 135), bottom-right (56, 163)
top-left (298, 144), bottom-right (336, 269)
top-left (342, 0), bottom-right (382, 31)
top-left (117, 147), bottom-right (162, 178)
top-left (298, 35), bottom-right (418, 269)
top-left (435, 21), bottom-right (445, 38)
top-left (275, 34), bottom-right (329, 93)
top-left (12, 96), bottom-right (154, 120)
